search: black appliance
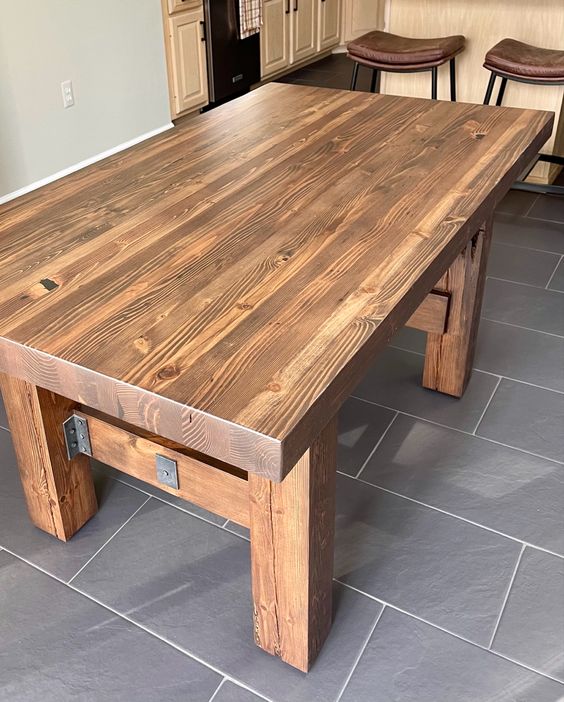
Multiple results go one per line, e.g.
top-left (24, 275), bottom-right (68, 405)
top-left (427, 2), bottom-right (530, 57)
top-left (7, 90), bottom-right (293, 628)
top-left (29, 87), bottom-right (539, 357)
top-left (203, 0), bottom-right (261, 104)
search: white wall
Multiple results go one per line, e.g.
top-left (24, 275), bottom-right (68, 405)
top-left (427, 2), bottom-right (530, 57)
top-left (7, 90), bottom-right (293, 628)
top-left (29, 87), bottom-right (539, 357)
top-left (0, 0), bottom-right (172, 200)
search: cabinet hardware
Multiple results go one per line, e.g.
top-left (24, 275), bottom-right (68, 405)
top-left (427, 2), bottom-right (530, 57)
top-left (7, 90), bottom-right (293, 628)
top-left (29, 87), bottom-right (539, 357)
top-left (285, 0), bottom-right (290, 13)
top-left (294, 0), bottom-right (298, 10)
top-left (200, 20), bottom-right (206, 42)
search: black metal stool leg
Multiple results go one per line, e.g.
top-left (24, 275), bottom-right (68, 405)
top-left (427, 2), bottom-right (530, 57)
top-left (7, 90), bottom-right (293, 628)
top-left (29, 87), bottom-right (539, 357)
top-left (370, 69), bottom-right (380, 93)
top-left (483, 72), bottom-right (496, 105)
top-left (496, 77), bottom-right (508, 106)
top-left (350, 62), bottom-right (359, 91)
top-left (449, 58), bottom-right (456, 101)
top-left (431, 66), bottom-right (438, 100)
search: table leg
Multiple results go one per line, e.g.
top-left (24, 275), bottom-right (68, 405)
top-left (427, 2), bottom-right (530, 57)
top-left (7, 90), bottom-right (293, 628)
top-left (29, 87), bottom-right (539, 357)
top-left (0, 373), bottom-right (97, 541)
top-left (422, 219), bottom-right (493, 397)
top-left (249, 416), bottom-right (337, 672)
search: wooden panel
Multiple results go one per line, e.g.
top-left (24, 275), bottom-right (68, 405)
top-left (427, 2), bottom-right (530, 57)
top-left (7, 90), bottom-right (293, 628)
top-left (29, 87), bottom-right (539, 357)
top-left (249, 416), bottom-right (337, 671)
top-left (319, 0), bottom-right (341, 51)
top-left (406, 290), bottom-right (450, 335)
top-left (383, 0), bottom-right (564, 183)
top-left (341, 0), bottom-right (385, 43)
top-left (0, 374), bottom-right (97, 541)
top-left (167, 0), bottom-right (201, 14)
top-left (0, 84), bottom-right (553, 480)
top-left (261, 0), bottom-right (290, 78)
top-left (423, 219), bottom-right (493, 397)
top-left (78, 409), bottom-right (250, 527)
top-left (168, 10), bottom-right (208, 115)
top-left (292, 0), bottom-right (318, 64)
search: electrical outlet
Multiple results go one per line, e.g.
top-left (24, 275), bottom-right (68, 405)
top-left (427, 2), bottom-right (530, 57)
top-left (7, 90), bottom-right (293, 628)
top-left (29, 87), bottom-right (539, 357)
top-left (61, 80), bottom-right (74, 109)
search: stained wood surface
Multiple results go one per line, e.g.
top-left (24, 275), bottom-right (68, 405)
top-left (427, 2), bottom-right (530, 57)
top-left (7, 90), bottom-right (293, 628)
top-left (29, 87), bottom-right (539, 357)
top-left (249, 415), bottom-right (337, 671)
top-left (79, 408), bottom-right (250, 527)
top-left (0, 374), bottom-right (97, 541)
top-left (423, 219), bottom-right (493, 397)
top-left (0, 83), bottom-right (553, 479)
top-left (406, 291), bottom-right (449, 336)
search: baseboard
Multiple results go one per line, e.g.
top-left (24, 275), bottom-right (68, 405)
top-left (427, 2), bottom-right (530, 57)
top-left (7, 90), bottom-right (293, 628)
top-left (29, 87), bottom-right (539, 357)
top-left (0, 123), bottom-right (174, 205)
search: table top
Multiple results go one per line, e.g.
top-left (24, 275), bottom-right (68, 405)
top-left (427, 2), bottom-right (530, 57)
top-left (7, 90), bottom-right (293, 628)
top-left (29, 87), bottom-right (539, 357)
top-left (0, 83), bottom-right (552, 479)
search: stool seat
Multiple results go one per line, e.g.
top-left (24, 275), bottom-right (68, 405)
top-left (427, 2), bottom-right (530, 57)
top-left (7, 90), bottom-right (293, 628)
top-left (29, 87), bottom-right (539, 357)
top-left (484, 39), bottom-right (564, 82)
top-left (347, 31), bottom-right (465, 69)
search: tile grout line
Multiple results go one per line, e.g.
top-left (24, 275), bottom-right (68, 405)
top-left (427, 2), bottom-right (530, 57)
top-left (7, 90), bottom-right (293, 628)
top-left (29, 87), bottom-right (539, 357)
top-left (354, 411), bottom-right (399, 479)
top-left (545, 254), bottom-right (563, 290)
top-left (522, 192), bottom-right (539, 217)
top-left (349, 395), bottom-right (564, 467)
top-left (486, 274), bottom-right (564, 295)
top-left (338, 470), bottom-right (564, 562)
top-left (335, 605), bottom-right (387, 702)
top-left (2, 546), bottom-right (278, 702)
top-left (207, 677), bottom-right (227, 702)
top-left (481, 316), bottom-right (564, 340)
top-left (472, 375), bottom-right (502, 435)
top-left (490, 235), bottom-right (564, 257)
top-left (486, 276), bottom-right (564, 295)
top-left (487, 543), bottom-right (526, 650)
top-left (386, 343), bottom-right (564, 396)
top-left (334, 578), bottom-right (564, 686)
top-left (67, 495), bottom-right (152, 584)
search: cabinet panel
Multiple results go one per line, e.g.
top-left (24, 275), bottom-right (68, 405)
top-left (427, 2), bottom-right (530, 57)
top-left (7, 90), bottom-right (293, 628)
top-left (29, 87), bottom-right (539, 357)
top-left (261, 0), bottom-right (291, 78)
top-left (318, 0), bottom-right (340, 51)
top-left (292, 0), bottom-right (318, 64)
top-left (168, 0), bottom-right (201, 14)
top-left (168, 10), bottom-right (209, 115)
top-left (341, 0), bottom-right (385, 43)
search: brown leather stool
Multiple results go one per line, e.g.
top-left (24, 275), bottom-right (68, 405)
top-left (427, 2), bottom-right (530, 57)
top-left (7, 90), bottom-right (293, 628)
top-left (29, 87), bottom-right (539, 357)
top-left (483, 38), bottom-right (564, 195)
top-left (347, 30), bottom-right (465, 100)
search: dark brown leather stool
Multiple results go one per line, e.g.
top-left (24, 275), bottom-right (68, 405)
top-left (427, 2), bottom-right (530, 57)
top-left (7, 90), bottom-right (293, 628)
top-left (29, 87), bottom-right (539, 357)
top-left (483, 38), bottom-right (564, 195)
top-left (347, 30), bottom-right (465, 100)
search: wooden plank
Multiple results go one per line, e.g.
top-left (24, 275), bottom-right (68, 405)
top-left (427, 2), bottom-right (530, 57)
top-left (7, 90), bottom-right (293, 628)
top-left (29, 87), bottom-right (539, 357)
top-left (0, 373), bottom-right (97, 541)
top-left (77, 409), bottom-right (250, 527)
top-left (0, 84), bottom-right (553, 479)
top-left (249, 416), bottom-right (337, 672)
top-left (406, 290), bottom-right (450, 335)
top-left (422, 219), bottom-right (493, 397)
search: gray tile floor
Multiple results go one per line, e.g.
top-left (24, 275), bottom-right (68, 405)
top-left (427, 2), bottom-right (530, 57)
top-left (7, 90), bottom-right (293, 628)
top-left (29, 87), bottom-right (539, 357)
top-left (1, 56), bottom-right (564, 702)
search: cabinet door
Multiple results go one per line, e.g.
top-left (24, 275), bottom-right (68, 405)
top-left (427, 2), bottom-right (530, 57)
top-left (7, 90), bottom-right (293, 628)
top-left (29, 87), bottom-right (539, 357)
top-left (261, 0), bottom-right (291, 78)
top-left (291, 0), bottom-right (318, 64)
top-left (168, 10), bottom-right (209, 115)
top-left (318, 0), bottom-right (340, 51)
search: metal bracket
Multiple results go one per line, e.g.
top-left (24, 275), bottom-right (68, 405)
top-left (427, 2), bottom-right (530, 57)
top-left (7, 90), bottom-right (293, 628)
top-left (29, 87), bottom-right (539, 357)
top-left (63, 414), bottom-right (92, 460)
top-left (156, 454), bottom-right (179, 490)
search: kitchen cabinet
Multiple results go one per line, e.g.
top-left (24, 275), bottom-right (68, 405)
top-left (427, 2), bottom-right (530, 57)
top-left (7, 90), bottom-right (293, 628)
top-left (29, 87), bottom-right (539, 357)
top-left (318, 0), bottom-right (341, 51)
top-left (261, 0), bottom-right (339, 79)
top-left (162, 1), bottom-right (209, 118)
top-left (341, 0), bottom-right (385, 43)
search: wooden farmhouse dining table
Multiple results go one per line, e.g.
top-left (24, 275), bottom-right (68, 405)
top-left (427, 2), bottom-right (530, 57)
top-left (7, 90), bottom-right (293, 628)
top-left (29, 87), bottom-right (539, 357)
top-left (0, 83), bottom-right (552, 672)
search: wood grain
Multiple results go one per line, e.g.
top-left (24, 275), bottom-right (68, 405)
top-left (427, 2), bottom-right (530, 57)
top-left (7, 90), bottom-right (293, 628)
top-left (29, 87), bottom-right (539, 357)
top-left (0, 83), bottom-right (553, 480)
top-left (249, 416), bottom-right (337, 672)
top-left (423, 219), bottom-right (493, 397)
top-left (0, 374), bottom-right (97, 541)
top-left (406, 291), bottom-right (450, 335)
top-left (78, 408), bottom-right (250, 526)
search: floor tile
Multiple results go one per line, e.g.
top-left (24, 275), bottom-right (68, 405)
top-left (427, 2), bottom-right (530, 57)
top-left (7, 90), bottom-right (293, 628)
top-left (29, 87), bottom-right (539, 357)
top-left (0, 429), bottom-right (148, 582)
top-left (475, 319), bottom-right (564, 392)
top-left (337, 397), bottom-right (396, 476)
top-left (493, 213), bottom-right (564, 254)
top-left (492, 548), bottom-right (564, 682)
top-left (548, 257), bottom-right (564, 292)
top-left (334, 474), bottom-right (521, 645)
top-left (487, 242), bottom-right (560, 287)
top-left (389, 326), bottom-right (427, 354)
top-left (212, 681), bottom-right (266, 702)
top-left (495, 190), bottom-right (538, 217)
top-left (0, 390), bottom-right (7, 430)
top-left (360, 414), bottom-right (564, 555)
top-left (340, 607), bottom-right (564, 702)
top-left (477, 379), bottom-right (564, 463)
top-left (353, 347), bottom-right (499, 432)
top-left (0, 551), bottom-right (221, 702)
top-left (482, 278), bottom-right (564, 336)
top-left (73, 499), bottom-right (384, 702)
top-left (93, 461), bottom-right (226, 526)
top-left (528, 193), bottom-right (564, 224)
